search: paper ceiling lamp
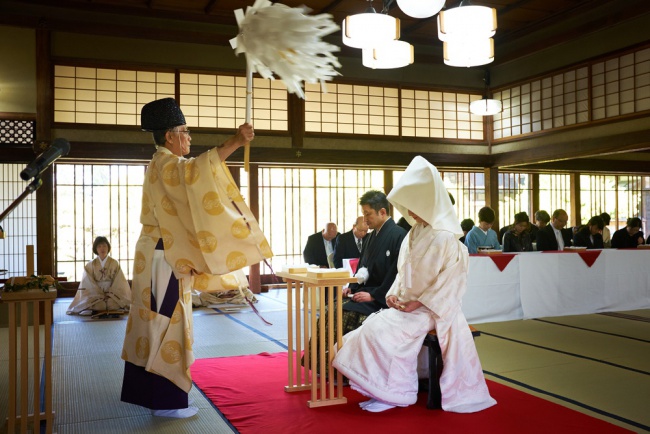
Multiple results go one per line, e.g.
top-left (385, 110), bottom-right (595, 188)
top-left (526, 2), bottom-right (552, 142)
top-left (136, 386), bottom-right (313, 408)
top-left (470, 98), bottom-right (502, 116)
top-left (342, 6), bottom-right (400, 49)
top-left (396, 0), bottom-right (445, 19)
top-left (443, 37), bottom-right (494, 67)
top-left (437, 5), bottom-right (497, 41)
top-left (362, 40), bottom-right (414, 69)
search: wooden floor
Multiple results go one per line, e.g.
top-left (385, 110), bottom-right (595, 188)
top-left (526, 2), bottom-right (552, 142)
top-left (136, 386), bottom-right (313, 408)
top-left (0, 291), bottom-right (648, 433)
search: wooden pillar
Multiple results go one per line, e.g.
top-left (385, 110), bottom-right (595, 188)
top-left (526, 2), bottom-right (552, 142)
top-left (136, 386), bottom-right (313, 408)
top-left (288, 93), bottom-right (304, 149)
top-left (570, 172), bottom-right (581, 227)
top-left (384, 169), bottom-right (394, 215)
top-left (531, 173), bottom-right (540, 218)
top-left (247, 163), bottom-right (261, 293)
top-left (484, 167), bottom-right (500, 230)
top-left (35, 23), bottom-right (55, 278)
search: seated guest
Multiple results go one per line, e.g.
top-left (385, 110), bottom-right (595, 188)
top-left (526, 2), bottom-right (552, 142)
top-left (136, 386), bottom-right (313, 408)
top-left (611, 217), bottom-right (645, 248)
top-left (529, 210), bottom-right (551, 242)
top-left (67, 236), bottom-right (131, 315)
top-left (459, 218), bottom-right (475, 244)
top-left (303, 222), bottom-right (339, 267)
top-left (536, 209), bottom-right (573, 251)
top-left (333, 216), bottom-right (369, 269)
top-left (464, 206), bottom-right (501, 253)
top-left (600, 212), bottom-right (612, 248)
top-left (503, 212), bottom-right (533, 252)
top-left (333, 156), bottom-right (496, 413)
top-left (396, 216), bottom-right (412, 232)
top-left (573, 216), bottom-right (604, 249)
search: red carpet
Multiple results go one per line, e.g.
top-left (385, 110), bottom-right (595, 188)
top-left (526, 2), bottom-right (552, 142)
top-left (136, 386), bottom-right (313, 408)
top-left (191, 352), bottom-right (631, 434)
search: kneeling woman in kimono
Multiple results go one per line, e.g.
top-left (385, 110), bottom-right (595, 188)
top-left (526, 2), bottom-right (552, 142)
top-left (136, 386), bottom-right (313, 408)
top-left (67, 236), bottom-right (131, 315)
top-left (333, 156), bottom-right (496, 413)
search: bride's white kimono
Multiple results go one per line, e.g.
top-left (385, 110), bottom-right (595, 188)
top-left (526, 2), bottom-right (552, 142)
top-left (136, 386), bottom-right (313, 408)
top-left (332, 156), bottom-right (496, 413)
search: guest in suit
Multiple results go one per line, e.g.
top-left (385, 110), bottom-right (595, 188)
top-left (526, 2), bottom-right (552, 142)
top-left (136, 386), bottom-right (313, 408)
top-left (503, 212), bottom-right (533, 252)
top-left (530, 210), bottom-right (551, 242)
top-left (303, 222), bottom-right (339, 267)
top-left (573, 216), bottom-right (604, 249)
top-left (611, 217), bottom-right (645, 248)
top-left (464, 206), bottom-right (501, 253)
top-left (396, 216), bottom-right (412, 232)
top-left (333, 216), bottom-right (368, 269)
top-left (459, 218), bottom-right (475, 244)
top-left (535, 209), bottom-right (573, 251)
top-left (600, 212), bottom-right (612, 248)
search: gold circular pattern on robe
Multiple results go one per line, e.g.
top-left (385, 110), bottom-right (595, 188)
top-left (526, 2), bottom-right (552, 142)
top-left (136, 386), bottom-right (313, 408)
top-left (142, 193), bottom-right (151, 215)
top-left (202, 191), bottom-right (225, 216)
top-left (259, 239), bottom-right (273, 257)
top-left (141, 287), bottom-right (151, 309)
top-left (134, 251), bottom-right (146, 274)
top-left (231, 218), bottom-right (251, 239)
top-left (161, 340), bottom-right (182, 364)
top-left (184, 327), bottom-right (192, 349)
top-left (143, 225), bottom-right (155, 234)
top-left (220, 273), bottom-right (240, 290)
top-left (162, 162), bottom-right (180, 187)
top-left (136, 336), bottom-right (150, 360)
top-left (185, 159), bottom-right (200, 185)
top-left (226, 251), bottom-right (247, 271)
top-left (227, 184), bottom-right (244, 202)
top-left (193, 273), bottom-right (209, 290)
top-left (197, 230), bottom-right (218, 253)
top-left (170, 303), bottom-right (182, 324)
top-left (187, 230), bottom-right (200, 249)
top-left (161, 195), bottom-right (178, 216)
top-left (175, 258), bottom-right (195, 275)
top-left (161, 228), bottom-right (174, 249)
top-left (148, 163), bottom-right (158, 184)
top-left (138, 307), bottom-right (155, 322)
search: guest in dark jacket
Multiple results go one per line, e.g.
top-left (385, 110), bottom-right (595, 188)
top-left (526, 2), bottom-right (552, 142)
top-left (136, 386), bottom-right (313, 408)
top-left (611, 217), bottom-right (645, 248)
top-left (333, 216), bottom-right (368, 269)
top-left (573, 216), bottom-right (604, 249)
top-left (459, 218), bottom-right (475, 244)
top-left (303, 223), bottom-right (339, 267)
top-left (529, 210), bottom-right (551, 242)
top-left (536, 209), bottom-right (573, 251)
top-left (503, 212), bottom-right (533, 252)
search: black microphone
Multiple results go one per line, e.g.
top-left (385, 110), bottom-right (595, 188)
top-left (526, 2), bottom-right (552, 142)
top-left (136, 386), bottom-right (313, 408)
top-left (20, 138), bottom-right (71, 181)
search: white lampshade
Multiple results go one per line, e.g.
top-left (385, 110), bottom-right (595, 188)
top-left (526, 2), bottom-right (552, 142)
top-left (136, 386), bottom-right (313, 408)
top-left (342, 13), bottom-right (400, 49)
top-left (438, 5), bottom-right (497, 41)
top-left (443, 37), bottom-right (494, 67)
top-left (396, 0), bottom-right (445, 19)
top-left (470, 98), bottom-right (502, 116)
top-left (362, 40), bottom-right (414, 69)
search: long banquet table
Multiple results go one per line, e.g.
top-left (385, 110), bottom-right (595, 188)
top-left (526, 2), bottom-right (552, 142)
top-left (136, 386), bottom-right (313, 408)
top-left (462, 249), bottom-right (650, 324)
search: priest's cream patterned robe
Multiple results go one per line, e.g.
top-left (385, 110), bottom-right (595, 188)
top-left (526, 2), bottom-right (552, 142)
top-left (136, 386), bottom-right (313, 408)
top-left (122, 147), bottom-right (272, 392)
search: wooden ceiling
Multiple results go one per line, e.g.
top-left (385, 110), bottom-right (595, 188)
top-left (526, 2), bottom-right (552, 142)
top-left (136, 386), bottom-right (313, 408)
top-left (7, 0), bottom-right (650, 67)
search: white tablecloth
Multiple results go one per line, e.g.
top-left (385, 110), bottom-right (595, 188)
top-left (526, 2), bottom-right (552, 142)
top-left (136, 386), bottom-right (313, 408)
top-left (461, 249), bottom-right (650, 324)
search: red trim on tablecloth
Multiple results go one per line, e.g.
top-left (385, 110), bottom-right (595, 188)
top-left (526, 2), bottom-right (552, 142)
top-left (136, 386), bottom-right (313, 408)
top-left (542, 250), bottom-right (602, 267)
top-left (470, 253), bottom-right (516, 271)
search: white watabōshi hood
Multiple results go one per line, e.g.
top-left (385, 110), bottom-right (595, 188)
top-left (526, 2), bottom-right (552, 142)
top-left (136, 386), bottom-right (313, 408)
top-left (387, 156), bottom-right (462, 237)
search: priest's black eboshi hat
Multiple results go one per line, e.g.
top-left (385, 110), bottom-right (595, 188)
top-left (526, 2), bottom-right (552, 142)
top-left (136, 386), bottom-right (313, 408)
top-left (141, 97), bottom-right (186, 132)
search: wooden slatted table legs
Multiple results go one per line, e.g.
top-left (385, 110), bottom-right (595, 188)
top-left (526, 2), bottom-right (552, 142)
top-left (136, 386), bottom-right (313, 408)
top-left (3, 288), bottom-right (56, 434)
top-left (278, 272), bottom-right (355, 408)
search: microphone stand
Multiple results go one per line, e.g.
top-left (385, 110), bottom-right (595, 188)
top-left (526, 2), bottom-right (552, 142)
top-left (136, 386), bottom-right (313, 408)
top-left (0, 176), bottom-right (43, 224)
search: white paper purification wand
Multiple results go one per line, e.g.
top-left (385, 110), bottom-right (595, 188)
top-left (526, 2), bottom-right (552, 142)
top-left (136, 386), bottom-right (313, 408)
top-left (230, 0), bottom-right (341, 171)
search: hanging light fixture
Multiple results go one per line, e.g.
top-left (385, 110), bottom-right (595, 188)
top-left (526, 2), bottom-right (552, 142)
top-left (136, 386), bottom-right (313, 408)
top-left (396, 0), bottom-right (445, 19)
top-left (362, 40), bottom-right (414, 69)
top-left (470, 98), bottom-right (502, 116)
top-left (469, 70), bottom-right (502, 116)
top-left (437, 1), bottom-right (497, 41)
top-left (342, 0), bottom-right (401, 49)
top-left (443, 37), bottom-right (494, 67)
